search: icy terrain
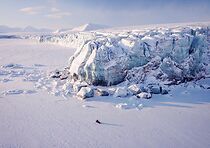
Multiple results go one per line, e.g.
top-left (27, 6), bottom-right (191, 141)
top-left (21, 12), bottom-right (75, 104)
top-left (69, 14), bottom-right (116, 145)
top-left (0, 22), bottom-right (210, 148)
top-left (37, 23), bottom-right (210, 100)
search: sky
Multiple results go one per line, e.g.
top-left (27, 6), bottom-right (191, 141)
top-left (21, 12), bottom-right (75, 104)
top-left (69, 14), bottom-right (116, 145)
top-left (0, 0), bottom-right (210, 29)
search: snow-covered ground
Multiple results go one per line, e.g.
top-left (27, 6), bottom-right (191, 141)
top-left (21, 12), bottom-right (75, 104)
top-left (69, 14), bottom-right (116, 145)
top-left (0, 22), bottom-right (210, 147)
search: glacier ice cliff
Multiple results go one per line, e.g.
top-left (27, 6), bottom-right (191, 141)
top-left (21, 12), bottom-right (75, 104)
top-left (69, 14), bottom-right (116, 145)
top-left (38, 24), bottom-right (210, 86)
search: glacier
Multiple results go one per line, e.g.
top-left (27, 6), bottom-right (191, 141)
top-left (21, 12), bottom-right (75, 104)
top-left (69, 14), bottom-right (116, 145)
top-left (38, 24), bottom-right (210, 87)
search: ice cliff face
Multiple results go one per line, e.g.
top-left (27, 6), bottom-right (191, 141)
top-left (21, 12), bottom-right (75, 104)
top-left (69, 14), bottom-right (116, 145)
top-left (38, 25), bottom-right (210, 86)
top-left (39, 32), bottom-right (96, 49)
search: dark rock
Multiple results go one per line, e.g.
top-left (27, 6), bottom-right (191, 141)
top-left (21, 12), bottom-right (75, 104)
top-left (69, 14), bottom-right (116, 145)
top-left (51, 75), bottom-right (61, 78)
top-left (60, 75), bottom-right (68, 80)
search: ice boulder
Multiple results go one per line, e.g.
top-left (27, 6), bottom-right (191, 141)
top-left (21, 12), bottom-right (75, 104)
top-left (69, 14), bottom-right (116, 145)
top-left (95, 88), bottom-right (109, 96)
top-left (136, 92), bottom-right (152, 99)
top-left (148, 85), bottom-right (169, 95)
top-left (149, 85), bottom-right (161, 94)
top-left (115, 103), bottom-right (129, 110)
top-left (128, 84), bottom-right (141, 95)
top-left (73, 82), bottom-right (88, 92)
top-left (76, 87), bottom-right (94, 99)
top-left (114, 87), bottom-right (128, 97)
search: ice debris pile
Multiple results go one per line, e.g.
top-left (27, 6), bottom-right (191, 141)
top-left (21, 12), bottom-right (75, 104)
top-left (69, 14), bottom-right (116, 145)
top-left (0, 63), bottom-right (43, 96)
top-left (36, 24), bottom-right (210, 105)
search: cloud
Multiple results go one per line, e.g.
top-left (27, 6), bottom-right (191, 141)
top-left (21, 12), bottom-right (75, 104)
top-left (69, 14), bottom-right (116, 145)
top-left (19, 6), bottom-right (45, 15)
top-left (46, 7), bottom-right (71, 19)
top-left (48, 0), bottom-right (57, 6)
top-left (46, 12), bottom-right (71, 19)
top-left (19, 5), bottom-right (71, 19)
top-left (51, 7), bottom-right (60, 12)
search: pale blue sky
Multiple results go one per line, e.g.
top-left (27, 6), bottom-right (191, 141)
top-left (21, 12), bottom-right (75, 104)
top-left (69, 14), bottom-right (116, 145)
top-left (0, 0), bottom-right (210, 29)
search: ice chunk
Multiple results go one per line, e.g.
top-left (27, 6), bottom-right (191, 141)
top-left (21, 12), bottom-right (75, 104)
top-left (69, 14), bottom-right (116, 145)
top-left (136, 104), bottom-right (144, 110)
top-left (2, 63), bottom-right (24, 69)
top-left (2, 89), bottom-right (24, 95)
top-left (77, 87), bottom-right (94, 99)
top-left (95, 88), bottom-right (109, 96)
top-left (136, 92), bottom-right (152, 99)
top-left (128, 84), bottom-right (141, 95)
top-left (115, 103), bottom-right (129, 110)
top-left (73, 82), bottom-right (88, 92)
top-left (114, 87), bottom-right (128, 97)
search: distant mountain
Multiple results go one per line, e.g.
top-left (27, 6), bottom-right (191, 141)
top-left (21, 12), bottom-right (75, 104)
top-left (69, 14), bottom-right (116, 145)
top-left (0, 23), bottom-right (109, 34)
top-left (53, 23), bottom-right (110, 34)
top-left (22, 26), bottom-right (52, 33)
top-left (53, 28), bottom-right (72, 34)
top-left (0, 25), bottom-right (52, 33)
top-left (71, 23), bottom-right (110, 32)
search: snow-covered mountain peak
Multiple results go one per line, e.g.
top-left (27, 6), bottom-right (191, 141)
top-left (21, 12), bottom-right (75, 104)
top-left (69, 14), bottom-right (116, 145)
top-left (0, 25), bottom-right (52, 33)
top-left (72, 23), bottom-right (109, 32)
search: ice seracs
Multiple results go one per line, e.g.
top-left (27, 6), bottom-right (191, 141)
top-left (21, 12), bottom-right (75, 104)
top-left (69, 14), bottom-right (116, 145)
top-left (36, 22), bottom-right (210, 101)
top-left (66, 26), bottom-right (208, 86)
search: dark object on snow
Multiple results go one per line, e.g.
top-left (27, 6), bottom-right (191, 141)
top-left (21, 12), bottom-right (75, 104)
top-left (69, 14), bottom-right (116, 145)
top-left (51, 71), bottom-right (61, 78)
top-left (0, 35), bottom-right (20, 39)
top-left (51, 75), bottom-right (61, 78)
top-left (72, 73), bottom-right (79, 80)
top-left (60, 76), bottom-right (68, 80)
top-left (155, 41), bottom-right (159, 49)
top-left (96, 120), bottom-right (101, 124)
